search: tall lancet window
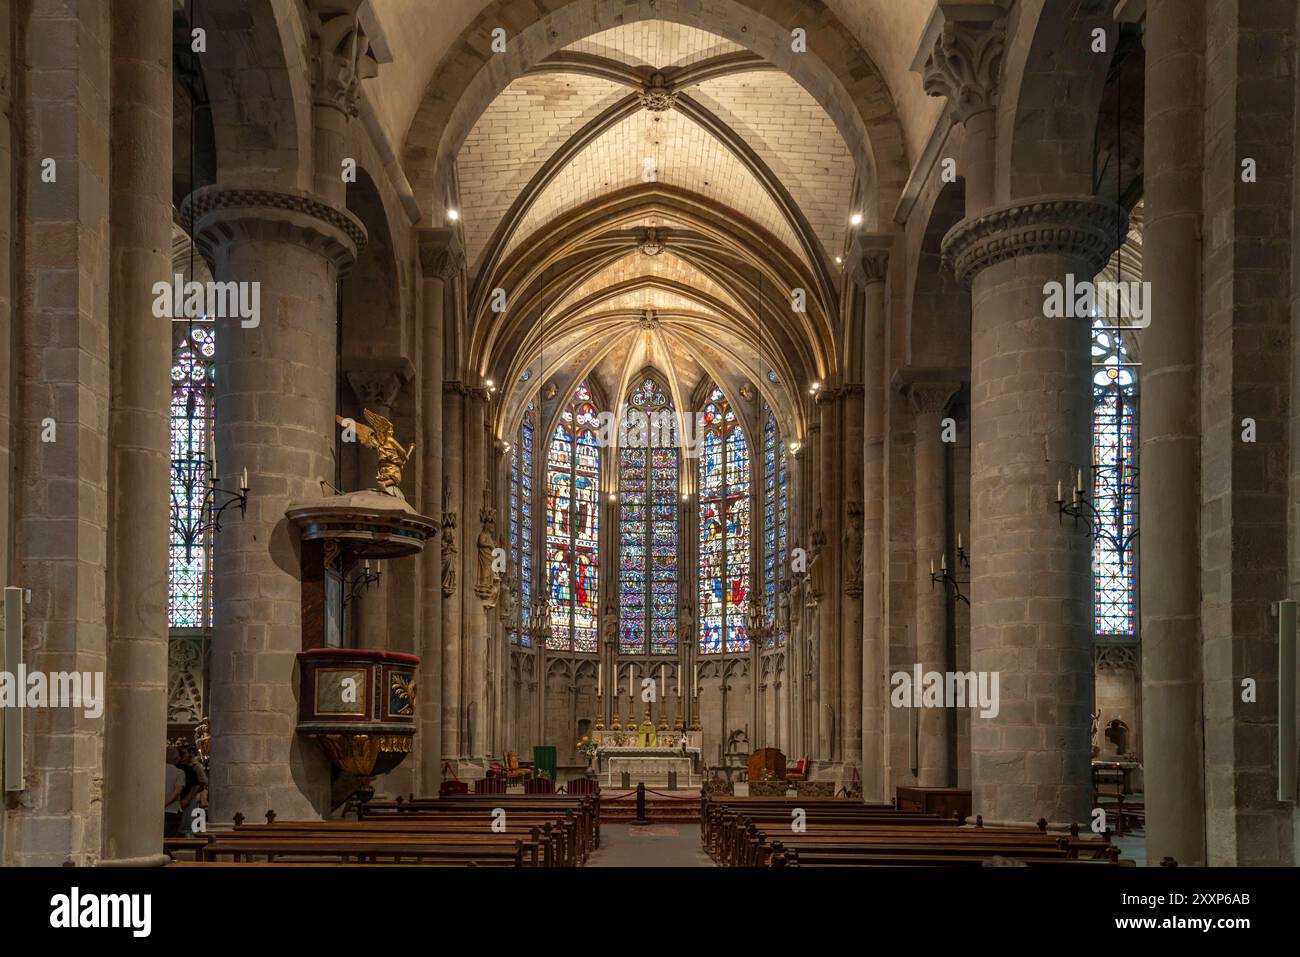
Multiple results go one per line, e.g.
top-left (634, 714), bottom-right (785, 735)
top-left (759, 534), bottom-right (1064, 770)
top-left (762, 402), bottom-right (789, 647)
top-left (698, 385), bottom-right (750, 654)
top-left (1092, 321), bottom-right (1138, 637)
top-left (546, 381), bottom-right (600, 652)
top-left (618, 375), bottom-right (679, 655)
top-left (169, 322), bottom-right (216, 630)
top-left (509, 400), bottom-right (536, 646)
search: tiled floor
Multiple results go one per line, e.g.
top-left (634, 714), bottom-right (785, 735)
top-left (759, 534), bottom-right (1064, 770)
top-left (588, 823), bottom-right (716, 867)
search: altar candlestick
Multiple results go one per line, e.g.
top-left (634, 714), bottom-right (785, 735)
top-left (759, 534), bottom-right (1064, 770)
top-left (660, 664), bottom-right (665, 702)
top-left (693, 664), bottom-right (698, 698)
top-left (597, 662), bottom-right (602, 696)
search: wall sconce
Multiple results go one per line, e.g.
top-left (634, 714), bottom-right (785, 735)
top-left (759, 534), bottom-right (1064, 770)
top-left (929, 552), bottom-right (969, 605)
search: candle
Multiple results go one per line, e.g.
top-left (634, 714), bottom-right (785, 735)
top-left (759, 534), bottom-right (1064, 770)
top-left (1056, 480), bottom-right (1063, 502)
top-left (660, 663), bottom-right (665, 701)
top-left (941, 554), bottom-right (947, 572)
top-left (597, 662), bottom-right (602, 696)
top-left (1076, 469), bottom-right (1083, 492)
top-left (930, 558), bottom-right (935, 575)
top-left (693, 664), bottom-right (698, 698)
top-left (957, 533), bottom-right (962, 551)
top-left (241, 466), bottom-right (249, 490)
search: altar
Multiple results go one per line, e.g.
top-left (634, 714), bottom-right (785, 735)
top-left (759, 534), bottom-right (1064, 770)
top-left (598, 746), bottom-right (701, 787)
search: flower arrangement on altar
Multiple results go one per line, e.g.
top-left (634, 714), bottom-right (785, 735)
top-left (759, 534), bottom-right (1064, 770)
top-left (575, 736), bottom-right (601, 761)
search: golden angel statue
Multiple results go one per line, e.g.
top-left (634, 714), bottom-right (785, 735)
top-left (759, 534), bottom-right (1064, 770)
top-left (338, 409), bottom-right (415, 496)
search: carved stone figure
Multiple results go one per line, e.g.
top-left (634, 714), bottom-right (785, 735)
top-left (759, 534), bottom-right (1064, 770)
top-left (843, 501), bottom-right (864, 596)
top-left (777, 581), bottom-right (792, 637)
top-left (441, 511), bottom-right (458, 597)
top-left (476, 503), bottom-right (499, 603)
top-left (678, 602), bottom-right (694, 645)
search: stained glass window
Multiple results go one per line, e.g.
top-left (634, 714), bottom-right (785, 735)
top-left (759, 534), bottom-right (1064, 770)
top-left (169, 322), bottom-right (216, 630)
top-left (698, 385), bottom-right (750, 654)
top-left (1092, 320), bottom-right (1137, 636)
top-left (618, 375), bottom-right (679, 654)
top-left (546, 382), bottom-right (601, 652)
top-left (762, 402), bottom-right (789, 647)
top-left (509, 401), bottom-right (536, 646)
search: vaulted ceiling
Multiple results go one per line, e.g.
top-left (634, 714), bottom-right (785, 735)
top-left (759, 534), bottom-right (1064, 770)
top-left (358, 2), bottom-right (939, 445)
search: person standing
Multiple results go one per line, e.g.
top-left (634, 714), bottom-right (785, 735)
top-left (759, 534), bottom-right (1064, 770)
top-left (177, 745), bottom-right (207, 836)
top-left (164, 747), bottom-right (185, 838)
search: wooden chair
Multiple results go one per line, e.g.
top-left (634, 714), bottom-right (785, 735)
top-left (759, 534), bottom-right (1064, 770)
top-left (504, 751), bottom-right (532, 781)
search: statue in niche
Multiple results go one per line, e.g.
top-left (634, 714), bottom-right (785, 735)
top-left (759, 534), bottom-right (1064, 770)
top-left (498, 567), bottom-right (517, 623)
top-left (476, 494), bottom-right (500, 604)
top-left (441, 510), bottom-right (458, 597)
top-left (807, 513), bottom-right (826, 607)
top-left (602, 599), bottom-right (618, 648)
top-left (777, 580), bottom-right (792, 637)
top-left (337, 409), bottom-right (415, 497)
top-left (678, 602), bottom-right (694, 646)
top-left (842, 501), bottom-right (864, 596)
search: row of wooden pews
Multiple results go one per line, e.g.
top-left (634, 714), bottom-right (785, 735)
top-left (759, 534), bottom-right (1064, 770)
top-left (167, 794), bottom-right (598, 867)
top-left (702, 795), bottom-right (1127, 868)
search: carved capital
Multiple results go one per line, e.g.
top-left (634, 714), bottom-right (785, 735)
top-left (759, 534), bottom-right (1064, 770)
top-left (922, 16), bottom-right (1006, 123)
top-left (181, 185), bottom-right (367, 273)
top-left (346, 358), bottom-right (414, 410)
top-left (941, 195), bottom-right (1126, 287)
top-left (310, 2), bottom-right (378, 117)
top-left (859, 248), bottom-right (890, 284)
top-left (905, 382), bottom-right (959, 417)
top-left (418, 227), bottom-right (464, 281)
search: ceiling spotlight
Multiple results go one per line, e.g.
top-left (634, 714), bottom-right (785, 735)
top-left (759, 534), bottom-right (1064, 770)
top-left (849, 212), bottom-right (863, 226)
top-left (788, 441), bottom-right (801, 454)
top-left (835, 256), bottom-right (843, 265)
top-left (447, 208), bottom-right (460, 222)
top-left (608, 493), bottom-right (617, 503)
top-left (811, 381), bottom-right (822, 393)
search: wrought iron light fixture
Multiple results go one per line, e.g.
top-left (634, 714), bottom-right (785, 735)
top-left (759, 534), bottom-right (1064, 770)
top-left (170, 440), bottom-right (248, 564)
top-left (1056, 466), bottom-right (1139, 564)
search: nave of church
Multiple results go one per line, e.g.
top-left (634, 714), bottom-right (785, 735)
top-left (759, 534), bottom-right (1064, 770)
top-left (0, 0), bottom-right (1297, 886)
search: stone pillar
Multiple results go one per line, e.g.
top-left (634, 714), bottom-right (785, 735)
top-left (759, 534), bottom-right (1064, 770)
top-left (943, 197), bottom-right (1121, 826)
top-left (841, 386), bottom-right (865, 772)
top-left (344, 360), bottom-right (411, 650)
top-left (441, 384), bottom-right (464, 761)
top-left (416, 229), bottom-right (454, 796)
top-left (308, 3), bottom-right (377, 209)
top-left (102, 0), bottom-right (173, 866)
top-left (859, 242), bottom-right (891, 803)
top-left (906, 380), bottom-right (959, 788)
top-left (463, 391), bottom-right (489, 763)
top-left (12, 0), bottom-right (112, 866)
top-left (814, 393), bottom-right (840, 762)
top-left (188, 186), bottom-right (365, 822)
top-left (1139, 0), bottom-right (1207, 868)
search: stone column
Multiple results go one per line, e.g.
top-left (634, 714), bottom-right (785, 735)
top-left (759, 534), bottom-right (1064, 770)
top-left (906, 380), bottom-right (959, 787)
top-left (1139, 0), bottom-right (1207, 867)
top-left (344, 360), bottom-right (412, 650)
top-left (188, 186), bottom-right (365, 822)
top-left (101, 0), bottom-right (172, 866)
top-left (441, 384), bottom-right (464, 762)
top-left (416, 229), bottom-right (454, 796)
top-left (814, 392), bottom-right (840, 762)
top-left (859, 242), bottom-right (891, 803)
top-left (841, 385), bottom-right (865, 772)
top-left (307, 2), bottom-right (377, 209)
top-left (943, 197), bottom-right (1121, 826)
top-left (463, 390), bottom-right (489, 763)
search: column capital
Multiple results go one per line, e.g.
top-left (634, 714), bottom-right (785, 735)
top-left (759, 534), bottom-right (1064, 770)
top-left (309, 1), bottom-right (379, 117)
top-left (941, 194), bottom-right (1126, 286)
top-left (848, 233), bottom-right (894, 286)
top-left (893, 367), bottom-right (962, 417)
top-left (418, 227), bottom-right (465, 281)
top-left (345, 357), bottom-right (415, 409)
top-left (915, 2), bottom-right (1008, 123)
top-left (181, 185), bottom-right (367, 273)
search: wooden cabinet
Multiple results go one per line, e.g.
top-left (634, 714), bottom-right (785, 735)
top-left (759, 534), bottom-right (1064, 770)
top-left (896, 786), bottom-right (972, 821)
